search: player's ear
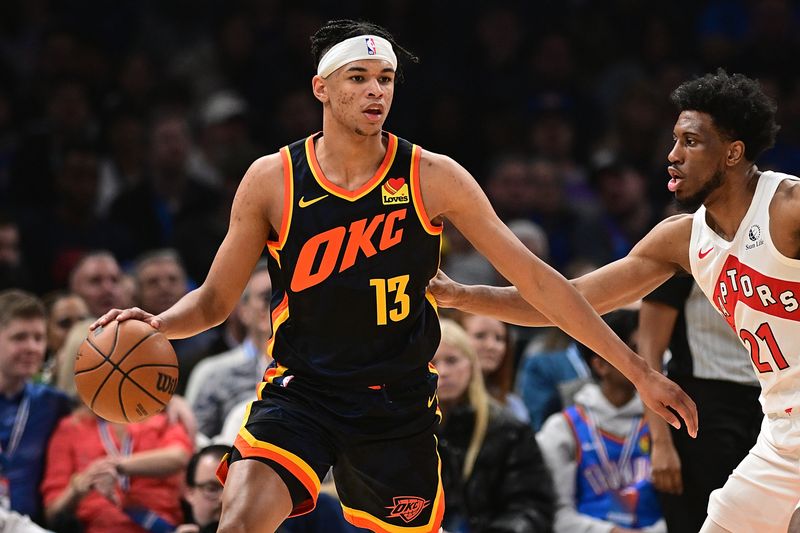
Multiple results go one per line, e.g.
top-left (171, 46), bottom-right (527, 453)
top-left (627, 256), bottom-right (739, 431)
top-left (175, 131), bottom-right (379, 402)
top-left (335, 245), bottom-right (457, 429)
top-left (312, 75), bottom-right (329, 104)
top-left (726, 140), bottom-right (745, 166)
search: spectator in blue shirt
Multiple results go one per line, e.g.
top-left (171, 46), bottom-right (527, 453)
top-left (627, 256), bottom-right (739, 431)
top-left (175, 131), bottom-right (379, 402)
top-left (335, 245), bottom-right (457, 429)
top-left (0, 290), bottom-right (72, 523)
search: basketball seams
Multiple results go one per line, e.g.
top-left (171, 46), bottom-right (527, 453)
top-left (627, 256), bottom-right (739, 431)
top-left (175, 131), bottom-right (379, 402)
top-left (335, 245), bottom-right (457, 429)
top-left (74, 341), bottom-right (111, 375)
top-left (77, 321), bottom-right (178, 424)
top-left (122, 373), bottom-right (170, 409)
top-left (88, 329), bottom-right (157, 412)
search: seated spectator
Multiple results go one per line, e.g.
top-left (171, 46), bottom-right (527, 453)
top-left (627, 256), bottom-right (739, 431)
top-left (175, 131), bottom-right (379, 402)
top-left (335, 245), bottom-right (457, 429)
top-left (176, 445), bottom-right (228, 533)
top-left (434, 319), bottom-right (554, 533)
top-left (537, 310), bottom-right (666, 533)
top-left (41, 292), bottom-right (89, 384)
top-left (186, 261), bottom-right (271, 440)
top-left (0, 290), bottom-right (72, 524)
top-left (457, 312), bottom-right (529, 422)
top-left (518, 330), bottom-right (591, 431)
top-left (134, 249), bottom-right (220, 394)
top-left (68, 251), bottom-right (125, 319)
top-left (41, 404), bottom-right (193, 533)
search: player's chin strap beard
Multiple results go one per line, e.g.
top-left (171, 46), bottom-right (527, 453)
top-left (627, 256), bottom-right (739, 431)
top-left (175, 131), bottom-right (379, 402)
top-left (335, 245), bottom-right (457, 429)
top-left (317, 35), bottom-right (397, 78)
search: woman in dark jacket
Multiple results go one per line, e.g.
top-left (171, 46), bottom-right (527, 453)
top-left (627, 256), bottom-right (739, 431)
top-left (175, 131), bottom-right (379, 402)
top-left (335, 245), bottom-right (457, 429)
top-left (434, 319), bottom-right (555, 533)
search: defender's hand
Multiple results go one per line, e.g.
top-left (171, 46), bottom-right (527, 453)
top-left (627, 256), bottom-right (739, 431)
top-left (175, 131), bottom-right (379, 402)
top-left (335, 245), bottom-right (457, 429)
top-left (90, 307), bottom-right (162, 331)
top-left (636, 369), bottom-right (697, 438)
top-left (650, 438), bottom-right (684, 494)
top-left (428, 270), bottom-right (461, 308)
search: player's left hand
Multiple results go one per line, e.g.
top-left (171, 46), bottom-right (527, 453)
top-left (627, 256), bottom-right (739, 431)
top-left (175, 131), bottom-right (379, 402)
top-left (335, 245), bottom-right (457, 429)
top-left (636, 369), bottom-right (698, 438)
top-left (166, 395), bottom-right (197, 441)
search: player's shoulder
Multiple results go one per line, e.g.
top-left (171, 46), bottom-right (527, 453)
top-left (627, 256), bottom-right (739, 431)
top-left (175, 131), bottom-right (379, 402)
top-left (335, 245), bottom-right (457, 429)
top-left (648, 213), bottom-right (693, 241)
top-left (774, 174), bottom-right (800, 208)
top-left (417, 148), bottom-right (465, 177)
top-left (247, 151), bottom-right (284, 179)
top-left (632, 213), bottom-right (692, 268)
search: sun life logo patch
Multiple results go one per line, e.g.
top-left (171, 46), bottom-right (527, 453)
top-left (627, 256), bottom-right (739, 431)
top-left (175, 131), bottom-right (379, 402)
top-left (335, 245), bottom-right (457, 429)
top-left (382, 177), bottom-right (409, 205)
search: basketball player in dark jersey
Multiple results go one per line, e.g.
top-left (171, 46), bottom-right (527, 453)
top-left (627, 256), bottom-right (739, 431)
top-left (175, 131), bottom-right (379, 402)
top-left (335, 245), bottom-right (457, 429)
top-left (92, 20), bottom-right (696, 533)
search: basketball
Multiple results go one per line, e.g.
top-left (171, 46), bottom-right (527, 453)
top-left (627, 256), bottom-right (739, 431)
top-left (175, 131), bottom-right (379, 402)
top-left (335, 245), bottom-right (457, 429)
top-left (74, 320), bottom-right (178, 424)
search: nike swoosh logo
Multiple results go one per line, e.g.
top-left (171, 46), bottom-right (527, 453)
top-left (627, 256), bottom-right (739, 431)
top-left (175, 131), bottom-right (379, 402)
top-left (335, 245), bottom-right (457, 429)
top-left (427, 394), bottom-right (436, 408)
top-left (698, 246), bottom-right (714, 259)
top-left (298, 194), bottom-right (329, 208)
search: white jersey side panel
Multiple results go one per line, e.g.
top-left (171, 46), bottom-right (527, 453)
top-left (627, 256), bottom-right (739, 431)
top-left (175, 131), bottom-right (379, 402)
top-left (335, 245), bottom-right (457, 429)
top-left (689, 171), bottom-right (800, 415)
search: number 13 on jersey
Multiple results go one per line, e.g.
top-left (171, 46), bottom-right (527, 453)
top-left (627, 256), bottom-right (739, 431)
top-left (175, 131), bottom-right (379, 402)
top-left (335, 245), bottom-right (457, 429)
top-left (370, 275), bottom-right (410, 325)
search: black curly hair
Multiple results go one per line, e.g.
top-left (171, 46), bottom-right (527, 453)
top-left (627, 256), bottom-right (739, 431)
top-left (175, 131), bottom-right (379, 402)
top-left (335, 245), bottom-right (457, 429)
top-left (310, 19), bottom-right (418, 81)
top-left (670, 69), bottom-right (780, 163)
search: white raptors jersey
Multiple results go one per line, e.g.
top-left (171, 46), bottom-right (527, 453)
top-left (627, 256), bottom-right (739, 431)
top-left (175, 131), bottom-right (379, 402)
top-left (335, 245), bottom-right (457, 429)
top-left (689, 171), bottom-right (800, 415)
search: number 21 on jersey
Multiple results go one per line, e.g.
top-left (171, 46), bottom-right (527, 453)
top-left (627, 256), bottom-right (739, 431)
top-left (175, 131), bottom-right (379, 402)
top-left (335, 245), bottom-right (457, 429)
top-left (370, 275), bottom-right (410, 325)
top-left (740, 322), bottom-right (790, 373)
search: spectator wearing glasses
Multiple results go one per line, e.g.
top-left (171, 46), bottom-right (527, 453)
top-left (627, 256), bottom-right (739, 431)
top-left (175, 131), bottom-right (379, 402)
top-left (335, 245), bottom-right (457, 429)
top-left (177, 445), bottom-right (227, 533)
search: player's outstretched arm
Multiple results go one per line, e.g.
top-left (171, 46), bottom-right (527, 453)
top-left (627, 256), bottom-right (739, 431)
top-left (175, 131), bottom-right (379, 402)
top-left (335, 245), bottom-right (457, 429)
top-left (431, 215), bottom-right (692, 325)
top-left (421, 152), bottom-right (696, 435)
top-left (91, 154), bottom-right (283, 338)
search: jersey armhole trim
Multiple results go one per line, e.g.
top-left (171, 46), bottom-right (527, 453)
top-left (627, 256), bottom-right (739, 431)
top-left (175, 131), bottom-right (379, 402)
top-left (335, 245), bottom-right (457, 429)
top-left (410, 146), bottom-right (443, 236)
top-left (267, 146), bottom-right (294, 261)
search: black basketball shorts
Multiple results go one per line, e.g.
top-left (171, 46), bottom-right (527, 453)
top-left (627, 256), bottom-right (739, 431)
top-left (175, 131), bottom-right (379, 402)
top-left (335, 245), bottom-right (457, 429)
top-left (216, 362), bottom-right (444, 532)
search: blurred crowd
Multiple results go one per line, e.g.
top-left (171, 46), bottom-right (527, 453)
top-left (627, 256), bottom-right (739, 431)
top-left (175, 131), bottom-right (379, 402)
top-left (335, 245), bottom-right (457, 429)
top-left (2, 0), bottom-right (799, 532)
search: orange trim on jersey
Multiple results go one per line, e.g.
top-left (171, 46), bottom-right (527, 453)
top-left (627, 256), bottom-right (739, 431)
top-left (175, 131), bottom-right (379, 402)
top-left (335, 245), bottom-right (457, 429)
top-left (340, 468), bottom-right (444, 533)
top-left (266, 146), bottom-right (295, 266)
top-left (233, 407), bottom-right (321, 517)
top-left (266, 294), bottom-right (290, 359)
top-left (305, 133), bottom-right (398, 201)
top-left (409, 146), bottom-right (442, 236)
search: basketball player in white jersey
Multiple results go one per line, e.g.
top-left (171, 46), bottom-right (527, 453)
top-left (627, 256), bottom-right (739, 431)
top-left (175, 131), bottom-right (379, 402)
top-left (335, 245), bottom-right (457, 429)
top-left (431, 69), bottom-right (800, 532)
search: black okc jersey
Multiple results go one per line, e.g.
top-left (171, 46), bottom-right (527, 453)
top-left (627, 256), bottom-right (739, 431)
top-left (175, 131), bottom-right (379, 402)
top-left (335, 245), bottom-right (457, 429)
top-left (265, 131), bottom-right (442, 387)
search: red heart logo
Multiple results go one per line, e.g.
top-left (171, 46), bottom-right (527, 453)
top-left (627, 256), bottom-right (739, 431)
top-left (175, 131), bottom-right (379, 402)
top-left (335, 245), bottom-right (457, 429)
top-left (387, 177), bottom-right (405, 193)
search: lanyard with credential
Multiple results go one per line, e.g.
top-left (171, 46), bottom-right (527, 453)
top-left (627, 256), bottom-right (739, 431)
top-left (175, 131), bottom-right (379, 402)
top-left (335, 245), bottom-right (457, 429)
top-left (584, 407), bottom-right (642, 489)
top-left (97, 419), bottom-right (133, 491)
top-left (0, 392), bottom-right (30, 464)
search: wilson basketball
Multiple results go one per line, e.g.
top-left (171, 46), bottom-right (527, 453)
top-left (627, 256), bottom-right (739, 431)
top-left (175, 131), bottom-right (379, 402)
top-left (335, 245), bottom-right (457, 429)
top-left (74, 320), bottom-right (178, 424)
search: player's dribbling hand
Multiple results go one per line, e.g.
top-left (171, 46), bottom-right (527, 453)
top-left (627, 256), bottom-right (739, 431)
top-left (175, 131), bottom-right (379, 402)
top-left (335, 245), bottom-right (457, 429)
top-left (90, 307), bottom-right (162, 331)
top-left (428, 270), bottom-right (460, 308)
top-left (636, 369), bottom-right (698, 438)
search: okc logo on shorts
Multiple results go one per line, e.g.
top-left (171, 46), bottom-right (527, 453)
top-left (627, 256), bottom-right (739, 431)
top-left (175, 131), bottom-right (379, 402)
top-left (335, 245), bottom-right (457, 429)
top-left (385, 496), bottom-right (430, 523)
top-left (366, 37), bottom-right (377, 55)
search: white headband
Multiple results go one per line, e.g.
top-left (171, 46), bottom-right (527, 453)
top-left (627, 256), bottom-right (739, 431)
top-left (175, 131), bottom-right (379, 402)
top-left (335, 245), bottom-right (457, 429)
top-left (317, 35), bottom-right (397, 79)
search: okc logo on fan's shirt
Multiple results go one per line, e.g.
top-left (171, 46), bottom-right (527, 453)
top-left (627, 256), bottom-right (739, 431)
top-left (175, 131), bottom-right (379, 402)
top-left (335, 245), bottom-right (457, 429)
top-left (366, 37), bottom-right (377, 55)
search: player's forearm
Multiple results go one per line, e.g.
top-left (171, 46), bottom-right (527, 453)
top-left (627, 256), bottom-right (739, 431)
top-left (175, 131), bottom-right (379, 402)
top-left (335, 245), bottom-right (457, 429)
top-left (517, 267), bottom-right (650, 383)
top-left (158, 286), bottom-right (231, 339)
top-left (445, 283), bottom-right (551, 326)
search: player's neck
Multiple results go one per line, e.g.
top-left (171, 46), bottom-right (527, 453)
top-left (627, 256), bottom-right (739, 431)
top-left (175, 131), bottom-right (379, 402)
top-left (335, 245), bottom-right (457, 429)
top-left (0, 374), bottom-right (27, 399)
top-left (316, 122), bottom-right (387, 191)
top-left (703, 167), bottom-right (760, 241)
